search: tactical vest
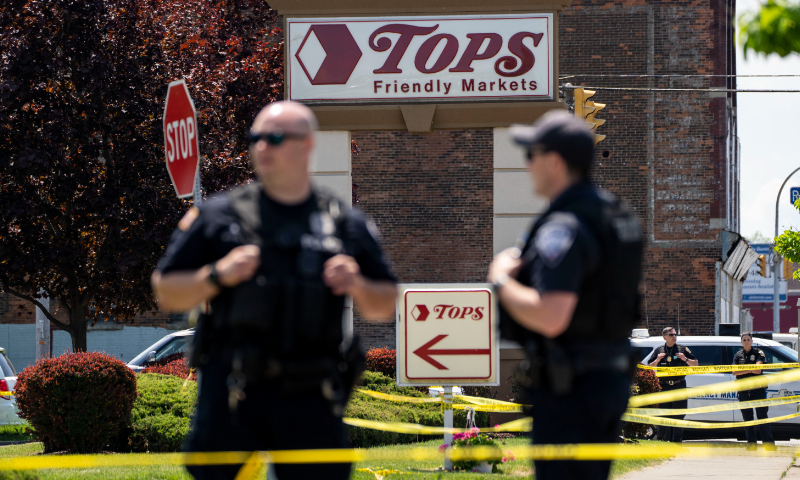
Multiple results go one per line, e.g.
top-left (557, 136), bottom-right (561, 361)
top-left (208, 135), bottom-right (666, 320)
top-left (207, 183), bottom-right (348, 362)
top-left (500, 183), bottom-right (644, 344)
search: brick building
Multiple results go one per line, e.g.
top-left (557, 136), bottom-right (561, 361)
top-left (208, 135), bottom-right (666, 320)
top-left (0, 0), bottom-right (739, 370)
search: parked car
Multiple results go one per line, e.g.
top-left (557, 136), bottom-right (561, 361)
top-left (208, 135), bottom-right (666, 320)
top-left (0, 347), bottom-right (22, 425)
top-left (631, 333), bottom-right (800, 440)
top-left (127, 329), bottom-right (194, 373)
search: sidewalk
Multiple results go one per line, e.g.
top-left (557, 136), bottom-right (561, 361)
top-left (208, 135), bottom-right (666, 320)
top-left (618, 441), bottom-right (798, 480)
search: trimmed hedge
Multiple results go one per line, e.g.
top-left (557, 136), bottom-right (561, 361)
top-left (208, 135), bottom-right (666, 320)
top-left (344, 371), bottom-right (489, 448)
top-left (14, 352), bottom-right (137, 453)
top-left (142, 353), bottom-right (196, 381)
top-left (365, 347), bottom-right (396, 379)
top-left (129, 374), bottom-right (197, 452)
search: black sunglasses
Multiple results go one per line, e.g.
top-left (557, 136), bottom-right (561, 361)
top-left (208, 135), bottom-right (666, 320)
top-left (666, 333), bottom-right (677, 337)
top-left (247, 130), bottom-right (307, 146)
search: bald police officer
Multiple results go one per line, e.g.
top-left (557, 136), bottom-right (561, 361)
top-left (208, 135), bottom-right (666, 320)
top-left (152, 101), bottom-right (398, 480)
top-left (488, 110), bottom-right (644, 480)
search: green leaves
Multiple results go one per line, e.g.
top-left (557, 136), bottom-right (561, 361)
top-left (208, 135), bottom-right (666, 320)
top-left (740, 0), bottom-right (800, 57)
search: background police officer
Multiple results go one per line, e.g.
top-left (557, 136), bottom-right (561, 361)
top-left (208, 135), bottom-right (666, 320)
top-left (645, 327), bottom-right (698, 442)
top-left (151, 101), bottom-right (398, 480)
top-left (733, 332), bottom-right (776, 450)
top-left (488, 110), bottom-right (644, 480)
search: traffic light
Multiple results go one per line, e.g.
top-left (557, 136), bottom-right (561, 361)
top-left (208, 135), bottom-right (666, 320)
top-left (783, 258), bottom-right (795, 281)
top-left (757, 254), bottom-right (768, 277)
top-left (573, 87), bottom-right (607, 145)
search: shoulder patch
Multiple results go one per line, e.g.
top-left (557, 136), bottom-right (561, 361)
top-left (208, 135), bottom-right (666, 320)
top-left (759, 350), bottom-right (765, 357)
top-left (534, 218), bottom-right (577, 268)
top-left (685, 347), bottom-right (691, 354)
top-left (177, 206), bottom-right (199, 231)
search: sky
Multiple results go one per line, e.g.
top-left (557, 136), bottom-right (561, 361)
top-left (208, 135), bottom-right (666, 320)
top-left (738, 0), bottom-right (800, 242)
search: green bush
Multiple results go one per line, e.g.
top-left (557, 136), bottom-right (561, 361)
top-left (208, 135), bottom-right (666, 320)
top-left (15, 352), bottom-right (137, 453)
top-left (345, 371), bottom-right (489, 448)
top-left (0, 471), bottom-right (40, 480)
top-left (129, 374), bottom-right (197, 452)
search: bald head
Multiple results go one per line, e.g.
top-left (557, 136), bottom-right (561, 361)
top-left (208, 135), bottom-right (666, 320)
top-left (251, 101), bottom-right (318, 136)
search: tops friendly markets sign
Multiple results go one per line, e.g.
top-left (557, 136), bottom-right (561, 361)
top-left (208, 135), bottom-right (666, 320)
top-left (286, 14), bottom-right (554, 103)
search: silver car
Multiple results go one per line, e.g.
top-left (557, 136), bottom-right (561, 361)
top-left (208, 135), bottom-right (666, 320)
top-left (127, 329), bottom-right (194, 373)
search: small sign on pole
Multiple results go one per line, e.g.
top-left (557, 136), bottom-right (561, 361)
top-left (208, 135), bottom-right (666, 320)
top-left (163, 80), bottom-right (201, 201)
top-left (396, 284), bottom-right (499, 471)
top-left (790, 187), bottom-right (800, 207)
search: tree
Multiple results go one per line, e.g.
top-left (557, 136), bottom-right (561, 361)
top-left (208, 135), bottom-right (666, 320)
top-left (740, 0), bottom-right (800, 57)
top-left (0, 0), bottom-right (283, 352)
top-left (773, 199), bottom-right (800, 278)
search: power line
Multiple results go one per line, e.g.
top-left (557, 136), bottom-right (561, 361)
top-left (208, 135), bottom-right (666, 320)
top-left (562, 86), bottom-right (800, 93)
top-left (560, 74), bottom-right (800, 78)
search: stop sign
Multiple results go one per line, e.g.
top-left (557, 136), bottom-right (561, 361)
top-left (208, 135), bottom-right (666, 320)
top-left (163, 80), bottom-right (200, 198)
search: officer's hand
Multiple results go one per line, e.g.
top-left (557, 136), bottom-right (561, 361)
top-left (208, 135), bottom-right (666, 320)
top-left (216, 245), bottom-right (261, 287)
top-left (677, 353), bottom-right (687, 361)
top-left (488, 248), bottom-right (523, 284)
top-left (656, 353), bottom-right (666, 360)
top-left (323, 254), bottom-right (360, 295)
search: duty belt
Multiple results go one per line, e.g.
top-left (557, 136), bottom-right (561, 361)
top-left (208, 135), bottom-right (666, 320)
top-left (663, 378), bottom-right (686, 386)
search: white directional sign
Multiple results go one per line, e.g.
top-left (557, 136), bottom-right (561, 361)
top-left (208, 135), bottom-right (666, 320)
top-left (396, 284), bottom-right (499, 387)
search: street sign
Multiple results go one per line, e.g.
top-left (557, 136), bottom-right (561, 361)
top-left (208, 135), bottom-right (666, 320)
top-left (287, 14), bottom-right (555, 103)
top-left (791, 187), bottom-right (800, 207)
top-left (163, 80), bottom-right (200, 199)
top-left (396, 284), bottom-right (499, 387)
top-left (743, 246), bottom-right (787, 303)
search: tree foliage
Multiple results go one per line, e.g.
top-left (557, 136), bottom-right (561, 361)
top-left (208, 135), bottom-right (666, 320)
top-left (740, 0), bottom-right (800, 57)
top-left (773, 199), bottom-right (800, 278)
top-left (0, 0), bottom-right (283, 351)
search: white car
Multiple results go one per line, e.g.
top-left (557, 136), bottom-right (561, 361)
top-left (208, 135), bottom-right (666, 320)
top-left (631, 334), bottom-right (800, 440)
top-left (0, 347), bottom-right (22, 425)
top-left (127, 329), bottom-right (194, 373)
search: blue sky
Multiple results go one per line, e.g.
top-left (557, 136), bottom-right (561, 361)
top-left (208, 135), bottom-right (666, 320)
top-left (738, 0), bottom-right (800, 240)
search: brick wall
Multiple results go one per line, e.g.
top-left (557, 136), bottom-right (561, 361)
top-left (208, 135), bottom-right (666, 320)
top-left (560, 0), bottom-right (735, 336)
top-left (351, 130), bottom-right (494, 348)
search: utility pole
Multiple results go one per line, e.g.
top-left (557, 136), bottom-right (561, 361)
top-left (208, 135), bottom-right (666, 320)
top-left (35, 291), bottom-right (50, 361)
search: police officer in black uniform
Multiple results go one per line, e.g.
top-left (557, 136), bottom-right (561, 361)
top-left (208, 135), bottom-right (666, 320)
top-left (488, 110), bottom-right (644, 480)
top-left (151, 101), bottom-right (398, 480)
top-left (733, 332), bottom-right (776, 450)
top-left (645, 327), bottom-right (698, 442)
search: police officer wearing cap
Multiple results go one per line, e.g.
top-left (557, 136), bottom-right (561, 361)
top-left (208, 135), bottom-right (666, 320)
top-left (488, 110), bottom-right (644, 480)
top-left (151, 101), bottom-right (398, 480)
top-left (645, 327), bottom-right (698, 442)
top-left (733, 332), bottom-right (776, 450)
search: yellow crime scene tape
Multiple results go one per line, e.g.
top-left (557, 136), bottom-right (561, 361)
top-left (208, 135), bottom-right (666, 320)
top-left (638, 363), bottom-right (800, 377)
top-left (623, 410), bottom-right (800, 429)
top-left (2, 442), bottom-right (795, 473)
top-left (343, 416), bottom-right (532, 435)
top-left (0, 392), bottom-right (13, 396)
top-left (629, 366), bottom-right (800, 407)
top-left (628, 394), bottom-right (800, 416)
top-left (356, 389), bottom-right (529, 412)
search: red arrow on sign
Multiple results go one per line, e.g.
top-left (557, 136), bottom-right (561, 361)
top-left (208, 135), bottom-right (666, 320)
top-left (413, 334), bottom-right (491, 370)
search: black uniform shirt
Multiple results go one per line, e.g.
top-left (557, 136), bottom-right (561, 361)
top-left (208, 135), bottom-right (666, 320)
top-left (732, 346), bottom-right (767, 380)
top-left (645, 344), bottom-right (697, 383)
top-left (157, 187), bottom-right (396, 283)
top-left (519, 185), bottom-right (601, 296)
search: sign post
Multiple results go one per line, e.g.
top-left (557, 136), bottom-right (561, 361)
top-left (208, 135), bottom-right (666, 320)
top-left (396, 284), bottom-right (499, 470)
top-left (163, 79), bottom-right (202, 203)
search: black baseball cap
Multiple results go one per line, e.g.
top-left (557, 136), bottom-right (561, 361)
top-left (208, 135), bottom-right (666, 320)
top-left (509, 110), bottom-right (595, 176)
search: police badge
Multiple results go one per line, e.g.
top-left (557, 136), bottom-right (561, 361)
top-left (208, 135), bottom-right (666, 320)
top-left (750, 355), bottom-right (755, 361)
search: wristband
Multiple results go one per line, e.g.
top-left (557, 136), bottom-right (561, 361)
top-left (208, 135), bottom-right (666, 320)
top-left (492, 274), bottom-right (511, 292)
top-left (207, 262), bottom-right (222, 288)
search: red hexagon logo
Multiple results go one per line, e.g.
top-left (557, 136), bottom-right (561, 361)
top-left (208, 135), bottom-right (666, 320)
top-left (411, 304), bottom-right (430, 321)
top-left (296, 24), bottom-right (362, 85)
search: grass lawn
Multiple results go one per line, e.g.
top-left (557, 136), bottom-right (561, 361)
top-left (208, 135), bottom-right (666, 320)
top-left (0, 439), bottom-right (670, 479)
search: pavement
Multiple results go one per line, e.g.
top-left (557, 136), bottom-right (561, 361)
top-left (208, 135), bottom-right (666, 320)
top-left (619, 439), bottom-right (800, 479)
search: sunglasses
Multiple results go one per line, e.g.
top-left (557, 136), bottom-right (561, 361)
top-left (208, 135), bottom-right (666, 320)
top-left (247, 130), bottom-right (307, 146)
top-left (666, 333), bottom-right (677, 337)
